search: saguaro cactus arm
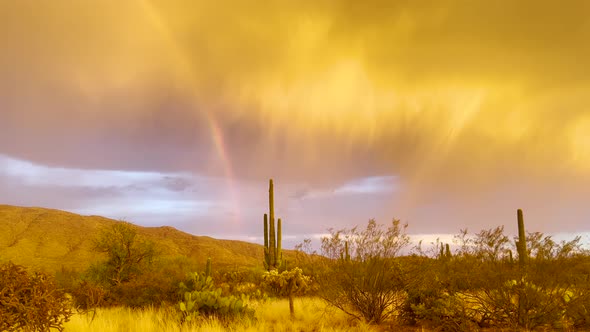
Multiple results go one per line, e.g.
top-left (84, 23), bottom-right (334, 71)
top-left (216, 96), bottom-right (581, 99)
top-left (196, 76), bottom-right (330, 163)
top-left (277, 218), bottom-right (282, 267)
top-left (263, 214), bottom-right (270, 270)
top-left (264, 214), bottom-right (268, 249)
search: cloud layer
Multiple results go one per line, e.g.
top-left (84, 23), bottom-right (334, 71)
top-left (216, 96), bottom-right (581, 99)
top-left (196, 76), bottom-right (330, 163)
top-left (1, 1), bottom-right (590, 241)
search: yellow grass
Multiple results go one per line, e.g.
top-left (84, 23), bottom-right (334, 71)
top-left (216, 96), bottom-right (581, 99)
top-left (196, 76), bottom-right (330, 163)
top-left (63, 298), bottom-right (379, 332)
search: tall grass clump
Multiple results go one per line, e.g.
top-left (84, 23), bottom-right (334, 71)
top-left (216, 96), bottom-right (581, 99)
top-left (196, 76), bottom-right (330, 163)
top-left (64, 298), bottom-right (377, 332)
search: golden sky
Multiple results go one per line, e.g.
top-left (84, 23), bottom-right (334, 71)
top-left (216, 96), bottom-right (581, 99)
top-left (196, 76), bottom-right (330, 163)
top-left (1, 0), bottom-right (590, 237)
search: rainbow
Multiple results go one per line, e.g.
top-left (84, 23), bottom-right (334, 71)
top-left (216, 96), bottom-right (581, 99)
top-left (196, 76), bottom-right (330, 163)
top-left (137, 0), bottom-right (241, 228)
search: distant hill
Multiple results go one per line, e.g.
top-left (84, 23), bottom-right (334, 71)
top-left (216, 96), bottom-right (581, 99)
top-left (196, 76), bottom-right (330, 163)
top-left (0, 205), bottom-right (278, 274)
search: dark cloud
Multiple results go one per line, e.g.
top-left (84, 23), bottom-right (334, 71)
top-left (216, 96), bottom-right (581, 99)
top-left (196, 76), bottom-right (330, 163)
top-left (161, 176), bottom-right (193, 192)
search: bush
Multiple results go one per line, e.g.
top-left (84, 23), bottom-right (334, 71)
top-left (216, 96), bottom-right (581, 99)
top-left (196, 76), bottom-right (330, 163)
top-left (453, 229), bottom-right (583, 330)
top-left (399, 256), bottom-right (478, 331)
top-left (70, 280), bottom-right (108, 311)
top-left (81, 222), bottom-right (192, 308)
top-left (402, 226), bottom-right (588, 331)
top-left (92, 221), bottom-right (156, 286)
top-left (567, 284), bottom-right (590, 329)
top-left (0, 262), bottom-right (73, 332)
top-left (53, 266), bottom-right (81, 293)
top-left (80, 255), bottom-right (198, 309)
top-left (317, 219), bottom-right (410, 324)
top-left (407, 289), bottom-right (477, 332)
top-left (218, 267), bottom-right (264, 297)
top-left (109, 268), bottom-right (183, 308)
top-left (460, 278), bottom-right (569, 330)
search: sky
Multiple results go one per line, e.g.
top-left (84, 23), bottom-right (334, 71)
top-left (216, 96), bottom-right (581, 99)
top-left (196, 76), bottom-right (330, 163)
top-left (1, 0), bottom-right (590, 248)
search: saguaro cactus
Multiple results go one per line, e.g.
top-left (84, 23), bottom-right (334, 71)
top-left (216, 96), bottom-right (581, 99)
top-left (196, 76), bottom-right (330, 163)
top-left (340, 241), bottom-right (351, 261)
top-left (263, 179), bottom-right (283, 271)
top-left (205, 257), bottom-right (212, 278)
top-left (515, 209), bottom-right (528, 327)
top-left (263, 214), bottom-right (270, 269)
top-left (516, 209), bottom-right (527, 269)
top-left (438, 242), bottom-right (452, 260)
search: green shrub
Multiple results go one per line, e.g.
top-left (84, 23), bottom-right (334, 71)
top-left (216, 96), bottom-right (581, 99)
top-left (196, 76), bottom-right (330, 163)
top-left (92, 221), bottom-right (156, 286)
top-left (407, 289), bottom-right (477, 332)
top-left (566, 286), bottom-right (590, 329)
top-left (109, 266), bottom-right (185, 308)
top-left (77, 260), bottom-right (189, 308)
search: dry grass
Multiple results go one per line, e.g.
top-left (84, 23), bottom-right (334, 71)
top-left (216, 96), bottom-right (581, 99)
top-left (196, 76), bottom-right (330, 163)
top-left (63, 298), bottom-right (379, 332)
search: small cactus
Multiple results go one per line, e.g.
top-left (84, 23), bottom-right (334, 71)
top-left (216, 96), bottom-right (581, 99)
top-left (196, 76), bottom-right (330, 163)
top-left (178, 258), bottom-right (252, 321)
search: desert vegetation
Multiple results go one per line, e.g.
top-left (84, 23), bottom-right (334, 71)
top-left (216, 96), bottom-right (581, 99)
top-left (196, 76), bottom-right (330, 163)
top-left (2, 181), bottom-right (590, 331)
top-left (0, 262), bottom-right (72, 331)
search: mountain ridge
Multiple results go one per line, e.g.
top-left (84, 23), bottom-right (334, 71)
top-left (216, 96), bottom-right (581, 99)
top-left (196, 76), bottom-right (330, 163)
top-left (0, 204), bottom-right (274, 274)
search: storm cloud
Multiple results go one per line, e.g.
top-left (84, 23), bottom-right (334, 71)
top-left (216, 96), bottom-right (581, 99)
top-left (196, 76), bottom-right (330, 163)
top-left (1, 0), bottom-right (590, 242)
